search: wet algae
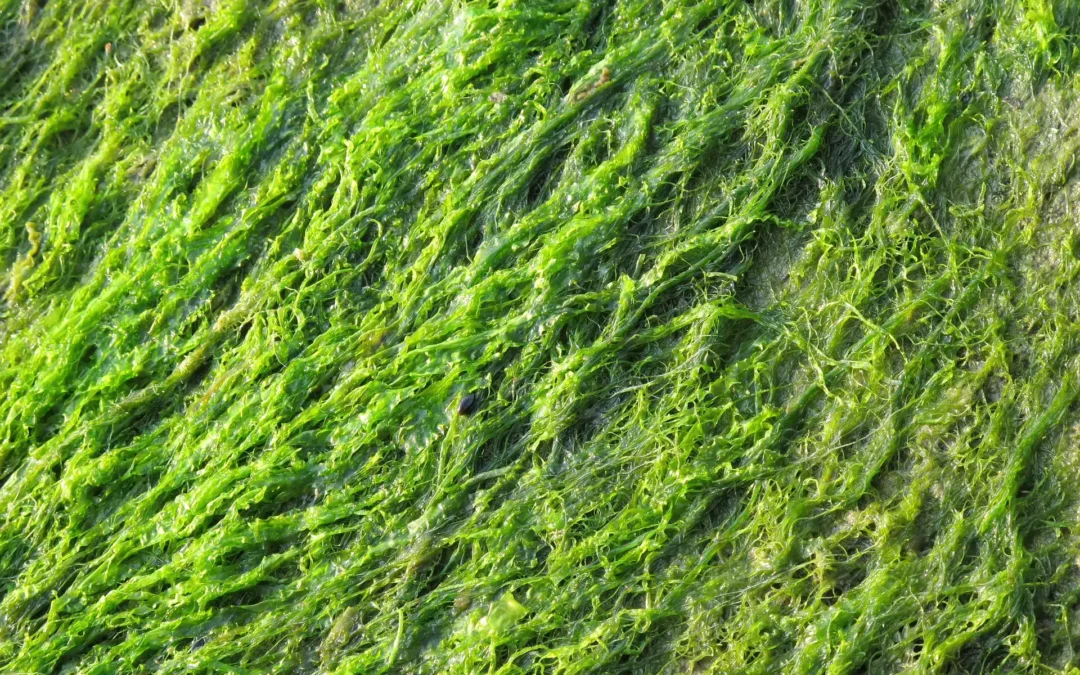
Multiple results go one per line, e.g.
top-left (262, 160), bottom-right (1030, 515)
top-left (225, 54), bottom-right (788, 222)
top-left (3, 0), bottom-right (1080, 672)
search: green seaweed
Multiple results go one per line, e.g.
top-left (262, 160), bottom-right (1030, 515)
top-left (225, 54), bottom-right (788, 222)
top-left (3, 0), bottom-right (1080, 672)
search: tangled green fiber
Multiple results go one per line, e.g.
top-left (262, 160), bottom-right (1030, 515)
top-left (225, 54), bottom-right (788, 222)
top-left (5, 0), bottom-right (1080, 671)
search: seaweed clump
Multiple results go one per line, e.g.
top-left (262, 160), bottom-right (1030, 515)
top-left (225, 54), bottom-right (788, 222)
top-left (2, 0), bottom-right (1080, 672)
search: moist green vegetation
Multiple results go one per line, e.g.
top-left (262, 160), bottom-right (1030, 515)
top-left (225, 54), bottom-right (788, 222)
top-left (4, 0), bottom-right (1080, 672)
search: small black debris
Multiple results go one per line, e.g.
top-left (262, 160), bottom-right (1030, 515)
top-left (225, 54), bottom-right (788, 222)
top-left (457, 393), bottom-right (478, 416)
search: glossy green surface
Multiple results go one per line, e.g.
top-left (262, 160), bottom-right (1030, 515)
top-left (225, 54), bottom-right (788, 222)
top-left (3, 0), bottom-right (1080, 672)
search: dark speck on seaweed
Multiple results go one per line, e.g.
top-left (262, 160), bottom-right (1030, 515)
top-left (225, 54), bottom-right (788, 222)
top-left (457, 393), bottom-right (478, 416)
